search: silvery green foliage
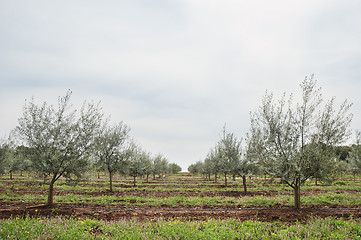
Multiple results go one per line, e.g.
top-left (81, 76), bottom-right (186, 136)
top-left (250, 76), bottom-right (353, 187)
top-left (128, 144), bottom-right (146, 177)
top-left (169, 163), bottom-right (182, 174)
top-left (188, 161), bottom-right (204, 174)
top-left (217, 127), bottom-right (243, 178)
top-left (0, 140), bottom-right (9, 174)
top-left (95, 122), bottom-right (130, 173)
top-left (140, 150), bottom-right (153, 178)
top-left (128, 144), bottom-right (154, 186)
top-left (15, 90), bottom-right (103, 185)
top-left (199, 127), bottom-right (256, 187)
top-left (203, 145), bottom-right (222, 176)
top-left (94, 121), bottom-right (130, 191)
top-left (347, 130), bottom-right (361, 174)
top-left (4, 147), bottom-right (30, 178)
top-left (202, 156), bottom-right (213, 177)
top-left (152, 153), bottom-right (169, 177)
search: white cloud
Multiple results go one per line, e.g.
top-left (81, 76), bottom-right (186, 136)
top-left (1, 0), bottom-right (361, 171)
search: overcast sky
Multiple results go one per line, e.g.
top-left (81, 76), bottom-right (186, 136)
top-left (1, 0), bottom-right (361, 171)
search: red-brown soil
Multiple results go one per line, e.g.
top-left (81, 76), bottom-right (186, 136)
top-left (1, 175), bottom-right (360, 223)
top-left (0, 204), bottom-right (360, 223)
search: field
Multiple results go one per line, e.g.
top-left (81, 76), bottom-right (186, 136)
top-left (1, 173), bottom-right (361, 239)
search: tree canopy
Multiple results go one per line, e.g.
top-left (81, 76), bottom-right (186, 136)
top-left (15, 90), bottom-right (104, 205)
top-left (249, 75), bottom-right (353, 208)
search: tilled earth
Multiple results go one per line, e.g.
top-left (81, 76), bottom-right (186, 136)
top-left (0, 204), bottom-right (360, 223)
top-left (1, 176), bottom-right (361, 222)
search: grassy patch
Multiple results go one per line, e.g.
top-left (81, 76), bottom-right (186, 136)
top-left (1, 216), bottom-right (360, 239)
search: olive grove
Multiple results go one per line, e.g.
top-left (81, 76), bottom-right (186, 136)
top-left (190, 76), bottom-right (353, 209)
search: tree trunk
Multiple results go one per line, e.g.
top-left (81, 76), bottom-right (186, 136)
top-left (242, 175), bottom-right (247, 193)
top-left (215, 173), bottom-right (218, 183)
top-left (146, 174), bottom-right (149, 183)
top-left (109, 171), bottom-right (113, 192)
top-left (133, 176), bottom-right (136, 187)
top-left (224, 173), bottom-right (227, 187)
top-left (9, 170), bottom-right (13, 180)
top-left (47, 181), bottom-right (55, 206)
top-left (294, 177), bottom-right (301, 209)
top-left (315, 177), bottom-right (318, 186)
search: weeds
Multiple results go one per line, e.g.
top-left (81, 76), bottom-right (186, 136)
top-left (1, 216), bottom-right (360, 239)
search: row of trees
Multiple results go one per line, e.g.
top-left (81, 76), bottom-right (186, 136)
top-left (0, 90), bottom-right (181, 205)
top-left (93, 122), bottom-right (179, 191)
top-left (189, 76), bottom-right (360, 209)
top-left (189, 130), bottom-right (361, 188)
top-left (188, 127), bottom-right (254, 193)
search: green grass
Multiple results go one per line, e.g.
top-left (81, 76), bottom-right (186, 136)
top-left (1, 191), bottom-right (360, 208)
top-left (1, 173), bottom-right (361, 239)
top-left (1, 215), bottom-right (360, 239)
top-left (1, 173), bottom-right (361, 209)
top-left (301, 192), bottom-right (361, 206)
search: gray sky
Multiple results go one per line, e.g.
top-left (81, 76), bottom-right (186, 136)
top-left (1, 0), bottom-right (361, 171)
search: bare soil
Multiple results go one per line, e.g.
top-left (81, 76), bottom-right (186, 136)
top-left (0, 205), bottom-right (361, 222)
top-left (0, 204), bottom-right (360, 223)
top-left (1, 175), bottom-right (360, 223)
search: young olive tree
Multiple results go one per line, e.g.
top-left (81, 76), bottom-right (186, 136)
top-left (0, 141), bottom-right (9, 175)
top-left (188, 161), bottom-right (204, 175)
top-left (217, 128), bottom-right (242, 187)
top-left (205, 146), bottom-right (222, 183)
top-left (211, 127), bottom-right (255, 191)
top-left (152, 153), bottom-right (169, 178)
top-left (250, 76), bottom-right (352, 209)
top-left (169, 163), bottom-right (182, 174)
top-left (236, 134), bottom-right (259, 193)
top-left (128, 144), bottom-right (151, 187)
top-left (141, 151), bottom-right (153, 183)
top-left (202, 156), bottom-right (214, 180)
top-left (4, 147), bottom-right (30, 179)
top-left (2, 135), bottom-right (32, 179)
top-left (94, 121), bottom-right (130, 192)
top-left (15, 90), bottom-right (103, 205)
top-left (347, 131), bottom-right (361, 178)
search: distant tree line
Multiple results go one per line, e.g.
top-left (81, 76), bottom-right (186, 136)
top-left (188, 75), bottom-right (360, 209)
top-left (0, 90), bottom-right (181, 205)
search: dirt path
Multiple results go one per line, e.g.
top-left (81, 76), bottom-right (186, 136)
top-left (1, 204), bottom-right (360, 223)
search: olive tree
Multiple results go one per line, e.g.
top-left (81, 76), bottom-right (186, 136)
top-left (128, 144), bottom-right (151, 187)
top-left (204, 146), bottom-right (223, 183)
top-left (3, 147), bottom-right (30, 179)
top-left (15, 91), bottom-right (103, 205)
top-left (202, 156), bottom-right (214, 180)
top-left (217, 128), bottom-right (242, 187)
top-left (152, 153), bottom-right (169, 178)
top-left (141, 151), bottom-right (153, 183)
top-left (169, 163), bottom-right (182, 174)
top-left (188, 161), bottom-right (203, 175)
top-left (250, 76), bottom-right (352, 209)
top-left (347, 130), bottom-right (361, 178)
top-left (0, 140), bottom-right (9, 175)
top-left (207, 127), bottom-right (255, 191)
top-left (235, 134), bottom-right (259, 193)
top-left (94, 121), bottom-right (130, 192)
